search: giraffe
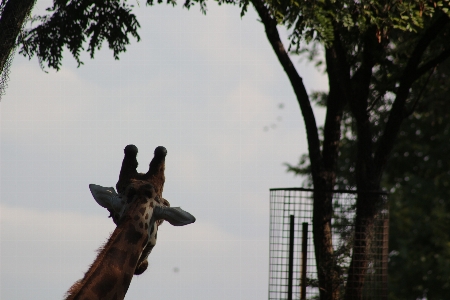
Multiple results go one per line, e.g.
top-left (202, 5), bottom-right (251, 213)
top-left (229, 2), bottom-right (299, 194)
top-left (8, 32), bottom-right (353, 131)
top-left (64, 145), bottom-right (195, 300)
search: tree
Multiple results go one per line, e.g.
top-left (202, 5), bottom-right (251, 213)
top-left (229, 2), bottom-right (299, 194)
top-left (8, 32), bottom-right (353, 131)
top-left (0, 0), bottom-right (36, 98)
top-left (16, 0), bottom-right (450, 299)
top-left (0, 0), bottom-right (142, 97)
top-left (291, 51), bottom-right (450, 300)
top-left (246, 1), bottom-right (450, 299)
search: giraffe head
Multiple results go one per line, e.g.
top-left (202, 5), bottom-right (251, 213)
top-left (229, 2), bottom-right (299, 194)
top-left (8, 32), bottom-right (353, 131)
top-left (89, 145), bottom-right (195, 274)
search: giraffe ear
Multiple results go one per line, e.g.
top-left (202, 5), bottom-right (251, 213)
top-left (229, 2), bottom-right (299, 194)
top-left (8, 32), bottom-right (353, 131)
top-left (89, 184), bottom-right (125, 214)
top-left (153, 206), bottom-right (196, 226)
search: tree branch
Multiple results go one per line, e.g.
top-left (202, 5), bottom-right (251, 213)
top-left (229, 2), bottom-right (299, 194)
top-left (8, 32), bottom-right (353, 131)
top-left (250, 0), bottom-right (322, 175)
top-left (346, 27), bottom-right (381, 190)
top-left (406, 66), bottom-right (436, 117)
top-left (321, 44), bottom-right (348, 180)
top-left (374, 14), bottom-right (450, 177)
top-left (402, 14), bottom-right (450, 85)
top-left (414, 47), bottom-right (450, 81)
top-left (349, 27), bottom-right (379, 123)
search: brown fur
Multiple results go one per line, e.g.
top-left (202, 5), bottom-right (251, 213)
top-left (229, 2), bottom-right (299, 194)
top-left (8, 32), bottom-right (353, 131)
top-left (64, 228), bottom-right (123, 299)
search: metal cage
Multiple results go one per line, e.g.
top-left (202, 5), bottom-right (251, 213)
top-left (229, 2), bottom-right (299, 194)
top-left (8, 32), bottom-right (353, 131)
top-left (268, 188), bottom-right (389, 300)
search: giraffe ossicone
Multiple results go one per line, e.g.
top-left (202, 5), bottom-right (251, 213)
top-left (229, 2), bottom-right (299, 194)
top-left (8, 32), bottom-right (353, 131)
top-left (64, 145), bottom-right (195, 300)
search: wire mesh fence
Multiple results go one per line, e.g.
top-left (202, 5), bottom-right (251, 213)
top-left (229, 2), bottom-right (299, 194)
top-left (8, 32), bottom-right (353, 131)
top-left (269, 188), bottom-right (389, 300)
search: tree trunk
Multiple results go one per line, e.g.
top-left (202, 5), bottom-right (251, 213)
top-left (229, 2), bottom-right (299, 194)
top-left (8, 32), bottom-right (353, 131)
top-left (249, 3), bottom-right (342, 298)
top-left (0, 0), bottom-right (36, 96)
top-left (312, 186), bottom-right (340, 300)
top-left (344, 190), bottom-right (380, 300)
top-left (310, 44), bottom-right (348, 300)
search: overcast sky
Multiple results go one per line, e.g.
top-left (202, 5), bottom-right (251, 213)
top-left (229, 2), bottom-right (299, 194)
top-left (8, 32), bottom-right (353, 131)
top-left (0, 1), bottom-right (328, 299)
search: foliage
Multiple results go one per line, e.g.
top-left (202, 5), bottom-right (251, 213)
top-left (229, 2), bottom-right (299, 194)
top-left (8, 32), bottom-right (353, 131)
top-left (18, 0), bottom-right (450, 72)
top-left (268, 0), bottom-right (449, 46)
top-left (20, 0), bottom-right (142, 70)
top-left (386, 60), bottom-right (450, 299)
top-left (18, 0), bottom-right (214, 70)
top-left (0, 0), bottom-right (6, 12)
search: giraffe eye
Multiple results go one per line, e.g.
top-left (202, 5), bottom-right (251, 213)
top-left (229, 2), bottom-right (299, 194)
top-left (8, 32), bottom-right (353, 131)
top-left (142, 188), bottom-right (152, 198)
top-left (127, 188), bottom-right (137, 203)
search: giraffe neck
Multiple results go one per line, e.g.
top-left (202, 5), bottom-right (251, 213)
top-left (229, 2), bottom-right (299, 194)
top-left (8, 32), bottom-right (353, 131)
top-left (65, 216), bottom-right (149, 300)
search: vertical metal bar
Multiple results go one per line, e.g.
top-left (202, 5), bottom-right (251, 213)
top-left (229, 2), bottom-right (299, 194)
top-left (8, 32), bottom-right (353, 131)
top-left (301, 222), bottom-right (308, 300)
top-left (382, 217), bottom-right (389, 300)
top-left (288, 215), bottom-right (295, 300)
